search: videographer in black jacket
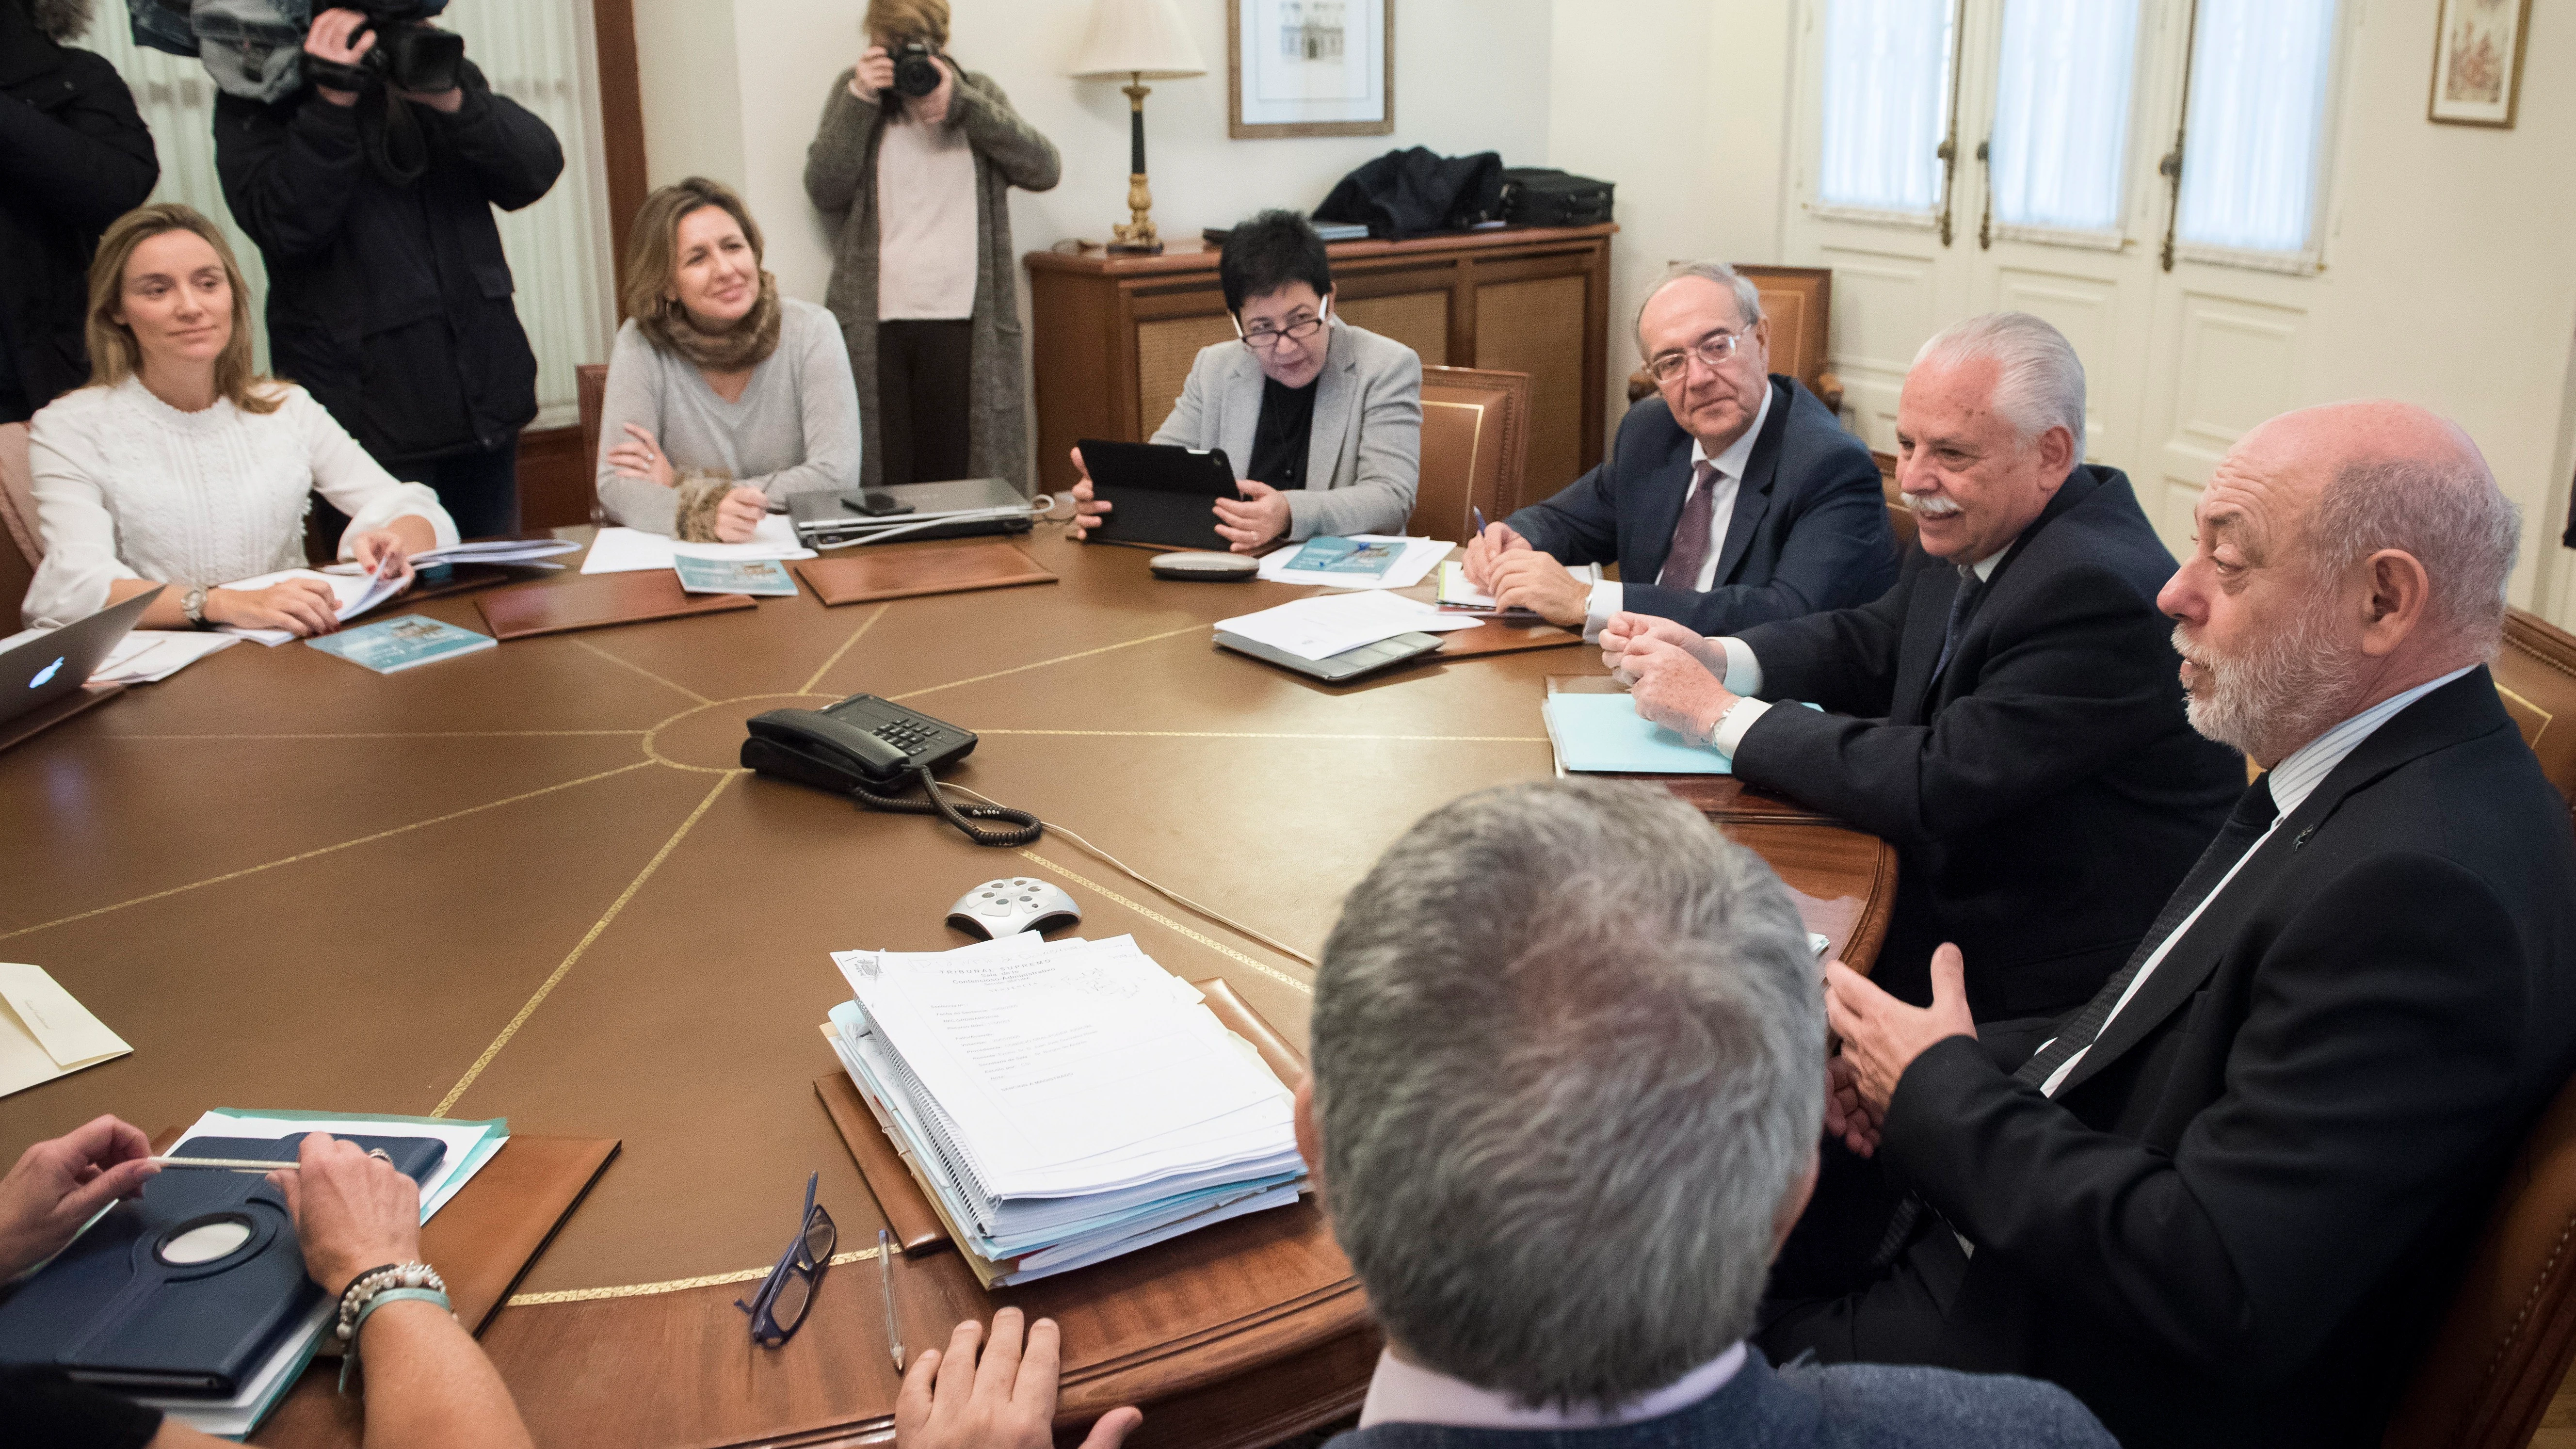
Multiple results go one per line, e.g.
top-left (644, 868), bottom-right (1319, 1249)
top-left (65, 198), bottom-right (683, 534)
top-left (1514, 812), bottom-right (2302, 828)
top-left (213, 6), bottom-right (563, 537)
top-left (0, 0), bottom-right (157, 423)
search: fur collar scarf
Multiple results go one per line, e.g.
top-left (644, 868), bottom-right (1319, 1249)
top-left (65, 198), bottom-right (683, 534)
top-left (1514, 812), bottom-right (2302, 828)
top-left (638, 272), bottom-right (784, 374)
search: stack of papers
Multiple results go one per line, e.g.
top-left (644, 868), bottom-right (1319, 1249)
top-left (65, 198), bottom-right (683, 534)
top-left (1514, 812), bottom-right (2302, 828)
top-left (1542, 691), bottom-right (1734, 774)
top-left (88, 630), bottom-right (238, 684)
top-left (580, 517), bottom-right (816, 575)
top-left (822, 935), bottom-right (1304, 1286)
top-left (1215, 589), bottom-right (1483, 662)
top-left (137, 1109), bottom-right (507, 1436)
top-left (217, 567), bottom-right (406, 646)
top-left (1257, 534), bottom-right (1453, 589)
top-left (673, 556), bottom-right (797, 596)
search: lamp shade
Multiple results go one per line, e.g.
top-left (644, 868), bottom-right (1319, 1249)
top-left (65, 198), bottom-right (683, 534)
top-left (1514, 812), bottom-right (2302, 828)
top-left (1067, 0), bottom-right (1207, 80)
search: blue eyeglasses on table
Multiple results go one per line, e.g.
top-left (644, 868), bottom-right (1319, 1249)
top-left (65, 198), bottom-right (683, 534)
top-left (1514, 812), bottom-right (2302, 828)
top-left (735, 1171), bottom-right (837, 1346)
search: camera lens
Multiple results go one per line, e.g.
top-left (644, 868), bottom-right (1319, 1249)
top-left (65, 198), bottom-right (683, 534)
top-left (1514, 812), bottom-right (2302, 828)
top-left (891, 42), bottom-right (941, 99)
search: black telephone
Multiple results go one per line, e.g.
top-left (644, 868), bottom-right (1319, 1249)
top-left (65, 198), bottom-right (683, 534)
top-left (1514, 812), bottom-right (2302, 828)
top-left (742, 695), bottom-right (1040, 847)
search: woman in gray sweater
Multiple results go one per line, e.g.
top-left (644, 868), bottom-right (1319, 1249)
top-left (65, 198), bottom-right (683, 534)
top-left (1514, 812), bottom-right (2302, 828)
top-left (804, 0), bottom-right (1058, 490)
top-left (596, 177), bottom-right (861, 540)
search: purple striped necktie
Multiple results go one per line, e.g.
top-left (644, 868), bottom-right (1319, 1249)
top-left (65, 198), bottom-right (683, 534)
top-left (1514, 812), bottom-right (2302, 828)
top-left (1657, 460), bottom-right (1721, 589)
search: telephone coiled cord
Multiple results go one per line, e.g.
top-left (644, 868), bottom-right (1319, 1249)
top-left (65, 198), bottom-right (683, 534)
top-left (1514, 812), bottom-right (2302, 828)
top-left (850, 767), bottom-right (1045, 848)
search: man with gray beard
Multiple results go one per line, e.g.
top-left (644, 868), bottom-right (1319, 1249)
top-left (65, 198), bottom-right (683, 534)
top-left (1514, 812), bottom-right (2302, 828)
top-left (1610, 313), bottom-right (2241, 1021)
top-left (1772, 401), bottom-right (2576, 1449)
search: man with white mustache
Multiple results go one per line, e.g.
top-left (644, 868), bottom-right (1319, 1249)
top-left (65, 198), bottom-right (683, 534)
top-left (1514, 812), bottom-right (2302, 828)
top-left (1764, 399), bottom-right (2576, 1449)
top-left (1607, 312), bottom-right (2240, 1021)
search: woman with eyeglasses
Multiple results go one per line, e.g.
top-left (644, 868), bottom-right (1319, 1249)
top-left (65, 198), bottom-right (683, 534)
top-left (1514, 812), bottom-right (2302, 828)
top-left (1069, 210), bottom-right (1422, 552)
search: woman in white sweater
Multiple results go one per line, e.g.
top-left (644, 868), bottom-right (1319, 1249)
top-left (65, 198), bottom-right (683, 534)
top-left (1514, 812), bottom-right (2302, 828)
top-left (595, 177), bottom-right (861, 540)
top-left (23, 204), bottom-right (457, 633)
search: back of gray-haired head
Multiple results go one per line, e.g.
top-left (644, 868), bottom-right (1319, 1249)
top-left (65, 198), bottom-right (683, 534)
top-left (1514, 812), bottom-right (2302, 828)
top-left (1913, 311), bottom-right (2087, 459)
top-left (2310, 408), bottom-right (2521, 657)
top-left (1312, 778), bottom-right (1822, 1410)
top-left (1633, 261), bottom-right (1764, 355)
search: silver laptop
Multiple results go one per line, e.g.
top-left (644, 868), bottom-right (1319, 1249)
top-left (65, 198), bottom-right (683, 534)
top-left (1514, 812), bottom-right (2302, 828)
top-left (0, 587), bottom-right (160, 731)
top-left (787, 478), bottom-right (1037, 548)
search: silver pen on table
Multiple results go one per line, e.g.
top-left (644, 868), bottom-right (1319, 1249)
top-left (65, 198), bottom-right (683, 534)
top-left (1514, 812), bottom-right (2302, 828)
top-left (879, 1229), bottom-right (903, 1372)
top-left (142, 1157), bottom-right (298, 1173)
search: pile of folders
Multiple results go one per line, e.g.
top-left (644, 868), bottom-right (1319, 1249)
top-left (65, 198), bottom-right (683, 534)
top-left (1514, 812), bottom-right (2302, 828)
top-left (825, 934), bottom-right (1305, 1285)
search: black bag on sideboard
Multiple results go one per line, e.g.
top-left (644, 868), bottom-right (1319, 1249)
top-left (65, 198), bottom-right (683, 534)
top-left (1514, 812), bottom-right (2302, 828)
top-left (1313, 147), bottom-right (1506, 241)
top-left (1500, 167), bottom-right (1615, 227)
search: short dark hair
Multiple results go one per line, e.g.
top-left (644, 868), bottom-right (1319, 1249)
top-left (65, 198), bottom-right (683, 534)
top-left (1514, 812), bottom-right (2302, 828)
top-left (1218, 210), bottom-right (1334, 315)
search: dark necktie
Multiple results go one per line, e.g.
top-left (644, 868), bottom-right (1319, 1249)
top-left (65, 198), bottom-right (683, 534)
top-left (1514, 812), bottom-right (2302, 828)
top-left (1656, 461), bottom-right (1721, 590)
top-left (1929, 568), bottom-right (1983, 684)
top-left (2012, 773), bottom-right (2280, 1090)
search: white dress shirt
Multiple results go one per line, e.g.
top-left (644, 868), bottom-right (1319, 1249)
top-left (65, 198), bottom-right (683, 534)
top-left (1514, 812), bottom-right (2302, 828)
top-left (1706, 546), bottom-right (2005, 757)
top-left (1583, 384), bottom-right (1774, 631)
top-left (1357, 1343), bottom-right (1747, 1432)
top-left (2031, 664), bottom-right (2478, 1095)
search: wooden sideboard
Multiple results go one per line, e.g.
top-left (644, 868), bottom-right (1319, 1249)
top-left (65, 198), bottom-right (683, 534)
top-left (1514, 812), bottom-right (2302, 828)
top-left (1026, 224), bottom-right (1617, 502)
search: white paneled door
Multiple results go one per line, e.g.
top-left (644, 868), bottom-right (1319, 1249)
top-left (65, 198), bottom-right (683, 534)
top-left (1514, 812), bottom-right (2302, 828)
top-left (1784, 0), bottom-right (2349, 559)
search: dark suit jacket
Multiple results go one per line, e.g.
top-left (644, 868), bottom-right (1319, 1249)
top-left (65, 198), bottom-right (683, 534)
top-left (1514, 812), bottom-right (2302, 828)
top-left (1502, 378), bottom-right (1895, 635)
top-left (1873, 673), bottom-right (2576, 1448)
top-left (1731, 467), bottom-right (2242, 1019)
top-left (1325, 1347), bottom-right (2113, 1449)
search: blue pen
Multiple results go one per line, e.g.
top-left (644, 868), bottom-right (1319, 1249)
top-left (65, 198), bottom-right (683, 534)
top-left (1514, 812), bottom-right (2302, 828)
top-left (1471, 505), bottom-right (1489, 536)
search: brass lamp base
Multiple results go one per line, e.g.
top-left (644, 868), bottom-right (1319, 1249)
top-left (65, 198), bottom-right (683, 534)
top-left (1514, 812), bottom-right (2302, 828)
top-left (1106, 170), bottom-right (1161, 253)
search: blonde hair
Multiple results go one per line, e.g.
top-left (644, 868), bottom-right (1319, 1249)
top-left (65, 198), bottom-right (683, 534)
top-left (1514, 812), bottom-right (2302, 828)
top-left (85, 203), bottom-right (283, 415)
top-left (866, 0), bottom-right (949, 46)
top-left (619, 177), bottom-right (765, 326)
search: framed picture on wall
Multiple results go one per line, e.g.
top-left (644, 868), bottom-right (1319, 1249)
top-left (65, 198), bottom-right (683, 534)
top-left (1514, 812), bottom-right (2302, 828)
top-left (2427, 0), bottom-right (2532, 127)
top-left (1228, 0), bottom-right (1393, 139)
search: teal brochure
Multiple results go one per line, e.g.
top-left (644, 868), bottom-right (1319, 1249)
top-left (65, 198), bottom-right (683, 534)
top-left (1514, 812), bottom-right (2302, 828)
top-left (1282, 536), bottom-right (1403, 580)
top-left (1542, 692), bottom-right (1736, 774)
top-left (673, 555), bottom-right (797, 596)
top-left (303, 615), bottom-right (495, 674)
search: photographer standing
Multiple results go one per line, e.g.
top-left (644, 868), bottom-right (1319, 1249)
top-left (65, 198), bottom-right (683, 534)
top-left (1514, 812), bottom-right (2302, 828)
top-left (213, 5), bottom-right (563, 537)
top-left (805, 0), bottom-right (1057, 489)
top-left (0, 0), bottom-right (157, 424)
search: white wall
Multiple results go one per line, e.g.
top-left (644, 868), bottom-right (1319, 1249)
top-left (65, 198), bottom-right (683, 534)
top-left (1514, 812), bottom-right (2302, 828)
top-left (637, 0), bottom-right (1554, 307)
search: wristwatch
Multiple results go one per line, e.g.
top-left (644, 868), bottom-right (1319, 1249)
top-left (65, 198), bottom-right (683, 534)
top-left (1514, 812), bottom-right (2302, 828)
top-left (181, 586), bottom-right (209, 629)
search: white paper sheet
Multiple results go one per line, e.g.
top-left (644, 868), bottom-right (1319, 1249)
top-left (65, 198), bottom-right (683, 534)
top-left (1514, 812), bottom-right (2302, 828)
top-left (579, 516), bottom-right (816, 574)
top-left (90, 630), bottom-right (240, 684)
top-left (1215, 589), bottom-right (1483, 661)
top-left (216, 567), bottom-right (408, 646)
top-left (1256, 535), bottom-right (1455, 589)
top-left (0, 963), bottom-right (130, 1100)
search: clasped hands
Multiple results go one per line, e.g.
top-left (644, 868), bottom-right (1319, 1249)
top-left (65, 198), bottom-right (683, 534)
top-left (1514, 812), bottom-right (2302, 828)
top-left (1591, 611), bottom-right (1743, 748)
top-left (1064, 447), bottom-right (1290, 552)
top-left (610, 424), bottom-right (767, 542)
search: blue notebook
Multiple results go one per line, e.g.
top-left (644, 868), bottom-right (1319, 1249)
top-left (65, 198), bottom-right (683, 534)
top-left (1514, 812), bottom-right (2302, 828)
top-left (672, 555), bottom-right (797, 596)
top-left (1279, 536), bottom-right (1404, 580)
top-left (305, 614), bottom-right (496, 674)
top-left (1542, 692), bottom-right (1735, 775)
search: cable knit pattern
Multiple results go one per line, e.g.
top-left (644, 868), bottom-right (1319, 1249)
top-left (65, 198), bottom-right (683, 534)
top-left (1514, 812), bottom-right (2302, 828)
top-left (22, 377), bottom-right (457, 626)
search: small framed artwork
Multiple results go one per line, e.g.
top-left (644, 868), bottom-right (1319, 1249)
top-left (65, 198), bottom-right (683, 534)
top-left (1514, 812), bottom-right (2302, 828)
top-left (1229, 0), bottom-right (1394, 140)
top-left (2428, 0), bottom-right (2532, 128)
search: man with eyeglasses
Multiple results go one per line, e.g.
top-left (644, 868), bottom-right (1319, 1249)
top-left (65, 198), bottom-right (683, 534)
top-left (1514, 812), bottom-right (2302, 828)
top-left (1461, 261), bottom-right (1893, 635)
top-left (1070, 209), bottom-right (1420, 551)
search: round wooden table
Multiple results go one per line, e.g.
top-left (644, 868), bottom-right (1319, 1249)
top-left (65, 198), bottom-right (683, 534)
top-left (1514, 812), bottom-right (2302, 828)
top-left (0, 527), bottom-right (1894, 1448)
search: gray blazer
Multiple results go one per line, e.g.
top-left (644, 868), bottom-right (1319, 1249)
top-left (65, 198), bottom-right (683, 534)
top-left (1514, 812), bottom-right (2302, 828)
top-left (1327, 1349), bottom-right (2113, 1449)
top-left (1150, 319), bottom-right (1422, 540)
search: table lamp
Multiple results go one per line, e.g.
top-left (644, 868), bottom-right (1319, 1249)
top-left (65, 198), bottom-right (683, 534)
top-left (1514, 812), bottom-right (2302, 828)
top-left (1068, 0), bottom-right (1206, 254)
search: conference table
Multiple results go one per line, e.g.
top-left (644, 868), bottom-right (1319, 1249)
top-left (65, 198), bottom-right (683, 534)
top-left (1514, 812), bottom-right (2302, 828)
top-left (0, 524), bottom-right (1894, 1448)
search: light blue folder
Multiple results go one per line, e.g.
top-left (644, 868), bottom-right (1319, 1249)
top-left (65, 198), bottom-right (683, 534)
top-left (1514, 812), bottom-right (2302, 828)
top-left (1542, 692), bottom-right (1734, 775)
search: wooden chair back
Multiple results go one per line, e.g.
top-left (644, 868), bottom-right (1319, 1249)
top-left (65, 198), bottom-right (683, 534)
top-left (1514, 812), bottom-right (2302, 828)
top-left (2385, 1065), bottom-right (2576, 1449)
top-left (2493, 608), bottom-right (2576, 833)
top-left (0, 422), bottom-right (40, 634)
top-left (577, 363), bottom-right (609, 524)
top-left (1412, 366), bottom-right (1533, 543)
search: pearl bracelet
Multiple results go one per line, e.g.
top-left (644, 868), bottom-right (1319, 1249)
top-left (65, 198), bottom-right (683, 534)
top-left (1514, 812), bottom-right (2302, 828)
top-left (336, 1261), bottom-right (446, 1346)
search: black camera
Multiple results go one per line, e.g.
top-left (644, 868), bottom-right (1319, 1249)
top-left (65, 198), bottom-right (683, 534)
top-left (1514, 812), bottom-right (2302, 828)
top-left (889, 40), bottom-right (944, 98)
top-left (305, 1), bottom-right (465, 96)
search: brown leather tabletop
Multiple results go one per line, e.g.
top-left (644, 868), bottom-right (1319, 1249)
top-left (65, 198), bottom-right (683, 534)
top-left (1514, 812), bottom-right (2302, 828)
top-left (0, 528), bottom-right (1895, 1449)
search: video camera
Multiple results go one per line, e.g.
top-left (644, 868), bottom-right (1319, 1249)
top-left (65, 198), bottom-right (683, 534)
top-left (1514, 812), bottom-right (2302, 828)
top-left (309, 0), bottom-right (464, 95)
